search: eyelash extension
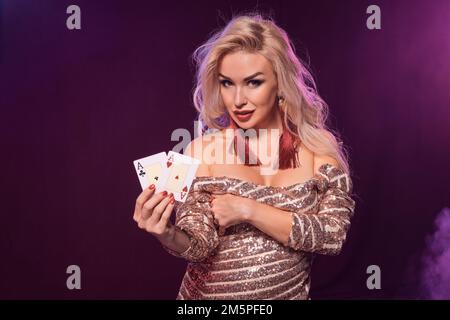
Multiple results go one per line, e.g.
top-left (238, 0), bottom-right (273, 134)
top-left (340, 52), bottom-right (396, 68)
top-left (249, 80), bottom-right (264, 86)
top-left (219, 79), bottom-right (264, 87)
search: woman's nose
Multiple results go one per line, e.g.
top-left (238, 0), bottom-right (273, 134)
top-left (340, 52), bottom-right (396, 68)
top-left (234, 88), bottom-right (247, 107)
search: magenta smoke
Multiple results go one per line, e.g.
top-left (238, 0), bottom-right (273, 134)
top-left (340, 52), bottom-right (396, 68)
top-left (420, 207), bottom-right (450, 299)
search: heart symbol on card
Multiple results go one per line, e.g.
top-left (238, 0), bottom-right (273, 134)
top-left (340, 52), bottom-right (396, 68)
top-left (166, 161), bottom-right (172, 168)
top-left (175, 175), bottom-right (179, 180)
top-left (182, 186), bottom-right (188, 192)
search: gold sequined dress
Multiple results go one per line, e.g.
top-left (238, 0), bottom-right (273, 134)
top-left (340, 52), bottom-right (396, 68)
top-left (163, 163), bottom-right (356, 300)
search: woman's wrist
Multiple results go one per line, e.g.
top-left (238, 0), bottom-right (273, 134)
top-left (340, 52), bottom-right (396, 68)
top-left (156, 226), bottom-right (177, 245)
top-left (242, 199), bottom-right (259, 223)
top-left (157, 226), bottom-right (190, 254)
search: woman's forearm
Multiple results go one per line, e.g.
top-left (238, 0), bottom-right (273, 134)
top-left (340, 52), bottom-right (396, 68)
top-left (160, 200), bottom-right (295, 254)
top-left (245, 201), bottom-right (294, 246)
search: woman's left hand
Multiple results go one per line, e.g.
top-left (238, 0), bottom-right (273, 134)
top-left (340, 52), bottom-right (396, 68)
top-left (209, 193), bottom-right (255, 230)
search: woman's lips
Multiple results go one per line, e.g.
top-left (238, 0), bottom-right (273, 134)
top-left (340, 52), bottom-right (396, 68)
top-left (234, 110), bottom-right (255, 122)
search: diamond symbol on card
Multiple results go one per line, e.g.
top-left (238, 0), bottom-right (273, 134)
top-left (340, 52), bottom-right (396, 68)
top-left (175, 175), bottom-right (179, 180)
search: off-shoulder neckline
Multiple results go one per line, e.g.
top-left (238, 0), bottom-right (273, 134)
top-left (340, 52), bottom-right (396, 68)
top-left (192, 163), bottom-right (344, 190)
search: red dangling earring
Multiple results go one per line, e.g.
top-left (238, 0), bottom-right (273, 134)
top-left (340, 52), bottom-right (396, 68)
top-left (278, 108), bottom-right (301, 169)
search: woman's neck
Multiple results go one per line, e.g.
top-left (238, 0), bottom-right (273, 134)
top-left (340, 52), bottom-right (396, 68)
top-left (244, 107), bottom-right (283, 160)
top-left (252, 107), bottom-right (283, 138)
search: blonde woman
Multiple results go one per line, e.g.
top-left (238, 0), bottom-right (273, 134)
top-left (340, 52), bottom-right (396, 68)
top-left (133, 13), bottom-right (356, 300)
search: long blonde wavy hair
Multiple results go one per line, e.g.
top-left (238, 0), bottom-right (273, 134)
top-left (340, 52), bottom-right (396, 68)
top-left (191, 12), bottom-right (351, 174)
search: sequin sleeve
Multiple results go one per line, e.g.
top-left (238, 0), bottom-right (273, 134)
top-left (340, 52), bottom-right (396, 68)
top-left (286, 164), bottom-right (356, 255)
top-left (161, 186), bottom-right (219, 262)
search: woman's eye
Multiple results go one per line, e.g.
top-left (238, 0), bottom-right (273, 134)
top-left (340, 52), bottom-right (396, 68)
top-left (220, 79), bottom-right (263, 87)
top-left (248, 80), bottom-right (263, 87)
top-left (220, 80), bottom-right (232, 87)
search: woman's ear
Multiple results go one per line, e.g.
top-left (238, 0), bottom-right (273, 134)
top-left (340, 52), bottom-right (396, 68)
top-left (278, 97), bottom-right (287, 113)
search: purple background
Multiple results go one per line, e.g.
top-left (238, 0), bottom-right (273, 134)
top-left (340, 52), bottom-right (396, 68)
top-left (1, 0), bottom-right (449, 299)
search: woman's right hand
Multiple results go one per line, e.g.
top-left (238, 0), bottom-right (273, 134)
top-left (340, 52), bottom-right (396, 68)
top-left (133, 184), bottom-right (176, 242)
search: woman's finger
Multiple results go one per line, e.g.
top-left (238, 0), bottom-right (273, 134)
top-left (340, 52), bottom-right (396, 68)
top-left (134, 185), bottom-right (156, 221)
top-left (149, 193), bottom-right (173, 223)
top-left (210, 191), bottom-right (226, 195)
top-left (141, 191), bottom-right (168, 220)
top-left (212, 212), bottom-right (220, 226)
top-left (157, 199), bottom-right (176, 227)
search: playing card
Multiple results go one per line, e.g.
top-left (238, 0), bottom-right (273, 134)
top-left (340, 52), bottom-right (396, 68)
top-left (163, 151), bottom-right (200, 202)
top-left (133, 152), bottom-right (169, 193)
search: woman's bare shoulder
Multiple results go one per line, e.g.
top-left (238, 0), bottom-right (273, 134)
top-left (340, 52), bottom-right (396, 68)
top-left (313, 153), bottom-right (340, 174)
top-left (300, 131), bottom-right (340, 174)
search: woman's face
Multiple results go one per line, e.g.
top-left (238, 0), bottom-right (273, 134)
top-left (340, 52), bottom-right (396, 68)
top-left (218, 51), bottom-right (280, 130)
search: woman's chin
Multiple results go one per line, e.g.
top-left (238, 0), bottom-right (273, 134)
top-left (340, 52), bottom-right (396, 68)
top-left (236, 122), bottom-right (252, 130)
top-left (232, 117), bottom-right (259, 130)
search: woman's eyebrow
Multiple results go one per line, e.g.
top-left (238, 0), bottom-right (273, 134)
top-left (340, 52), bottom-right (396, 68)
top-left (218, 72), bottom-right (264, 81)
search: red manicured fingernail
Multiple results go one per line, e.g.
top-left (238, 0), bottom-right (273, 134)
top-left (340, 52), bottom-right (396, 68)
top-left (148, 184), bottom-right (155, 190)
top-left (170, 197), bottom-right (175, 204)
top-left (169, 193), bottom-right (173, 198)
top-left (161, 191), bottom-right (168, 196)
